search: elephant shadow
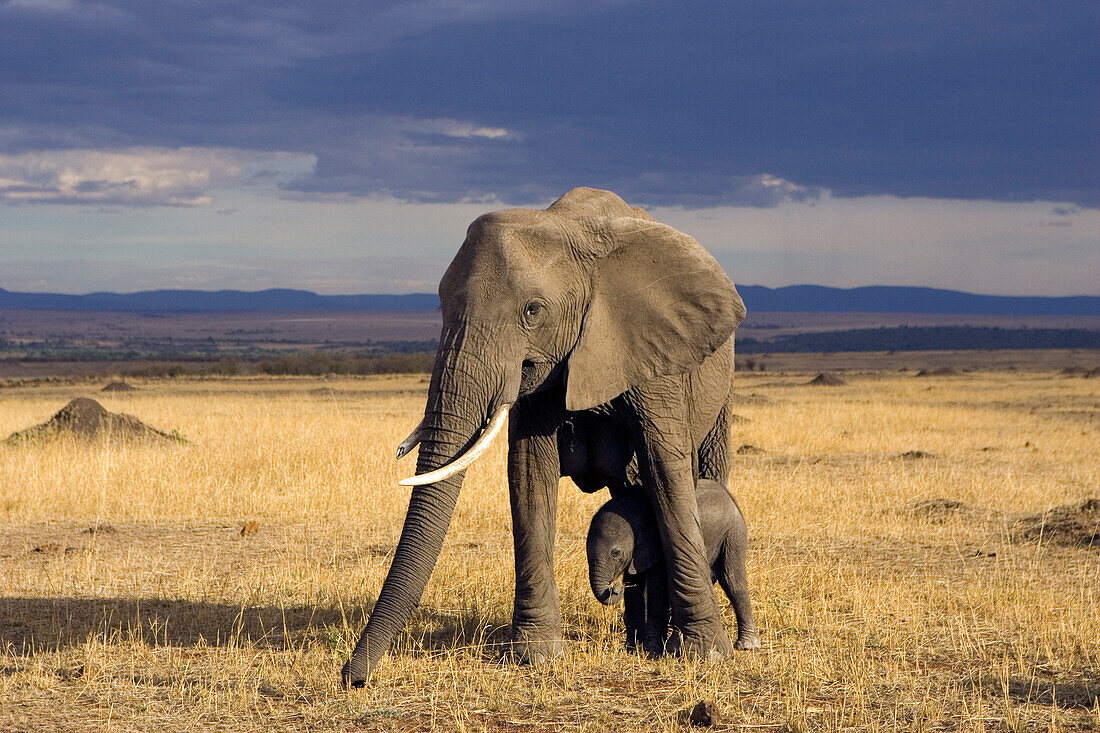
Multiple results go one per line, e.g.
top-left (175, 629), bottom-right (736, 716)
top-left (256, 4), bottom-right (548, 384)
top-left (393, 608), bottom-right (515, 663)
top-left (0, 596), bottom-right (509, 661)
top-left (988, 676), bottom-right (1099, 710)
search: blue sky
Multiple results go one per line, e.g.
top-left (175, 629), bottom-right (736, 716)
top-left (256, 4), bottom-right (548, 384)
top-left (1, 0), bottom-right (1096, 295)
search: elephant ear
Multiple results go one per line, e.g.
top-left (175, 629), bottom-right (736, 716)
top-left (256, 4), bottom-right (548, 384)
top-left (627, 530), bottom-right (663, 575)
top-left (565, 216), bottom-right (746, 411)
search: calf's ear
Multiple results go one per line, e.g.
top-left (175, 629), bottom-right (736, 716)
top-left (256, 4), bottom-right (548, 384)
top-left (627, 535), bottom-right (662, 575)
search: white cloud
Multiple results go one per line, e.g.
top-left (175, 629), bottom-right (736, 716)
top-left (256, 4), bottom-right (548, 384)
top-left (1, 0), bottom-right (128, 20)
top-left (653, 195), bottom-right (1100, 296)
top-left (616, 171), bottom-right (823, 208)
top-left (728, 173), bottom-right (819, 206)
top-left (439, 125), bottom-right (512, 140)
top-left (403, 118), bottom-right (518, 140)
top-left (4, 0), bottom-right (78, 10)
top-left (0, 147), bottom-right (315, 207)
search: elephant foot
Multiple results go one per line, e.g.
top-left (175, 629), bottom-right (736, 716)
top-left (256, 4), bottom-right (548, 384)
top-left (641, 638), bottom-right (668, 658)
top-left (733, 631), bottom-right (761, 651)
top-left (666, 623), bottom-right (733, 660)
top-left (509, 632), bottom-right (565, 664)
top-left (624, 634), bottom-right (665, 657)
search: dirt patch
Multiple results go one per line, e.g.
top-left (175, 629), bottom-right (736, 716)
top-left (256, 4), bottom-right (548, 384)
top-left (82, 524), bottom-right (117, 535)
top-left (736, 444), bottom-right (765, 455)
top-left (102, 381), bottom-right (135, 392)
top-left (364, 543), bottom-right (396, 558)
top-left (4, 398), bottom-right (187, 445)
top-left (897, 450), bottom-right (936, 460)
top-left (31, 543), bottom-right (82, 556)
top-left (807, 371), bottom-right (846, 386)
top-left (729, 392), bottom-right (772, 405)
top-left (55, 665), bottom-right (85, 681)
top-left (980, 676), bottom-right (1100, 710)
top-left (916, 367), bottom-right (960, 377)
top-left (1060, 366), bottom-right (1100, 379)
top-left (1012, 499), bottom-right (1100, 548)
top-left (910, 498), bottom-right (972, 520)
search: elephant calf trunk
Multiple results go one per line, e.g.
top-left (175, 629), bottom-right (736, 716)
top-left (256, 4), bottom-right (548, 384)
top-left (597, 580), bottom-right (625, 606)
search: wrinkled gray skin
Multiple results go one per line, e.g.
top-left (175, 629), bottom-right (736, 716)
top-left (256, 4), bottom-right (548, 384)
top-left (587, 479), bottom-right (760, 656)
top-left (342, 188), bottom-right (747, 686)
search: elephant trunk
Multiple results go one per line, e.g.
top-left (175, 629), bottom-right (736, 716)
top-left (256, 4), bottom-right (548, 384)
top-left (590, 561), bottom-right (625, 606)
top-left (343, 326), bottom-right (506, 686)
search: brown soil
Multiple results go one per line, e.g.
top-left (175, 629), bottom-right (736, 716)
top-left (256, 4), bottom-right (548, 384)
top-left (807, 371), bottom-right (846, 386)
top-left (1013, 499), bottom-right (1100, 548)
top-left (4, 398), bottom-right (187, 445)
top-left (910, 498), bottom-right (973, 521)
top-left (729, 392), bottom-right (773, 405)
top-left (102, 381), bottom-right (136, 391)
top-left (916, 367), bottom-right (961, 377)
top-left (897, 450), bottom-right (936, 460)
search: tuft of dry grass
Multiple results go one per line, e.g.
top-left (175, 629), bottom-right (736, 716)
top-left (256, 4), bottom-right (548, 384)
top-left (1, 370), bottom-right (1098, 731)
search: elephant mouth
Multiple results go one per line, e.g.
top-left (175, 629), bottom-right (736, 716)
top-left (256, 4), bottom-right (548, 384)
top-left (598, 580), bottom-right (625, 606)
top-left (398, 403), bottom-right (511, 486)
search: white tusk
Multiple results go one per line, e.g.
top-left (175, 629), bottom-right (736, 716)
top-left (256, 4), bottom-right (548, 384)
top-left (398, 404), bottom-right (510, 486)
top-left (395, 419), bottom-right (425, 459)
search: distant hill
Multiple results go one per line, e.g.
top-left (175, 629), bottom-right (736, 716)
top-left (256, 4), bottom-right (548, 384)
top-left (738, 326), bottom-right (1100, 353)
top-left (0, 285), bottom-right (1097, 315)
top-left (0, 288), bottom-right (439, 312)
top-left (734, 285), bottom-right (1100, 315)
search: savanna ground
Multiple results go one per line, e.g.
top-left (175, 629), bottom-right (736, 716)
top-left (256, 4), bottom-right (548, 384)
top-left (1, 367), bottom-right (1097, 731)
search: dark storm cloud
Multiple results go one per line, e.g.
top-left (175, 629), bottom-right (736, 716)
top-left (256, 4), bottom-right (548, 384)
top-left (0, 0), bottom-right (1095, 207)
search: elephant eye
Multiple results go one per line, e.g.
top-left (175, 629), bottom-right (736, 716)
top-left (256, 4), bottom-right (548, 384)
top-left (523, 300), bottom-right (544, 320)
top-left (610, 548), bottom-right (624, 559)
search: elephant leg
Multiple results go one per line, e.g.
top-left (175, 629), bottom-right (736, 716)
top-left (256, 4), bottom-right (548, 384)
top-left (622, 575), bottom-right (645, 653)
top-left (627, 377), bottom-right (733, 659)
top-left (697, 395), bottom-right (733, 485)
top-left (641, 560), bottom-right (671, 657)
top-left (716, 541), bottom-right (760, 650)
top-left (507, 395), bottom-right (565, 663)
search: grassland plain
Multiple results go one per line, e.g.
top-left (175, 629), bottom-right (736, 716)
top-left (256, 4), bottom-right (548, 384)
top-left (0, 370), bottom-right (1097, 732)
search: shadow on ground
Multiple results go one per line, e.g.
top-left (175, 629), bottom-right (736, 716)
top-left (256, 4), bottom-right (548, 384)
top-left (0, 596), bottom-right (511, 661)
top-left (986, 676), bottom-right (1100, 710)
top-left (0, 597), bottom-right (362, 653)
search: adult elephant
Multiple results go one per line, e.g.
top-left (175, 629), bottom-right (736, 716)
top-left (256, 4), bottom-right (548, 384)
top-left (342, 187), bottom-right (746, 686)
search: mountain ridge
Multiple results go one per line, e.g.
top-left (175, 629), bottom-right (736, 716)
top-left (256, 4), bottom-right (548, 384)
top-left (0, 285), bottom-right (1097, 315)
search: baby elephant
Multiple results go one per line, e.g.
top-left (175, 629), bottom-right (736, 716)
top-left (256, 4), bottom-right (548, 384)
top-left (586, 479), bottom-right (760, 655)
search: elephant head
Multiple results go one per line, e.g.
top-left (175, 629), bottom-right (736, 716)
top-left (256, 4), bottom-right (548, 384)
top-left (586, 494), bottom-right (663, 605)
top-left (342, 188), bottom-right (745, 684)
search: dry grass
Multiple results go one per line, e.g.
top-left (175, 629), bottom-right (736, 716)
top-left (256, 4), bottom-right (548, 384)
top-left (1, 370), bottom-right (1097, 731)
